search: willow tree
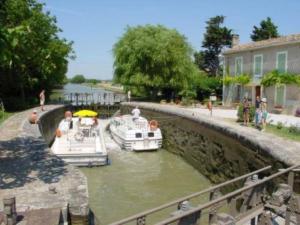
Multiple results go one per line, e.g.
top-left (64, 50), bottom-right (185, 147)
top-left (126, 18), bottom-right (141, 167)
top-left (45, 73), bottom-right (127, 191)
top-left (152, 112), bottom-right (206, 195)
top-left (113, 25), bottom-right (198, 99)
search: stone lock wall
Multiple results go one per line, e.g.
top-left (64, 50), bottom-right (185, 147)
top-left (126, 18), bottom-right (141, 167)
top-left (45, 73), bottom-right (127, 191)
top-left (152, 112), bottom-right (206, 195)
top-left (38, 105), bottom-right (69, 145)
top-left (121, 105), bottom-right (288, 190)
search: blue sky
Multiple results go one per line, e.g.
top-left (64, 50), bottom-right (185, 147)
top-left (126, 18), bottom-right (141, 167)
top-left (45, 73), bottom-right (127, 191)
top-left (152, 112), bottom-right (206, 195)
top-left (42, 0), bottom-right (300, 80)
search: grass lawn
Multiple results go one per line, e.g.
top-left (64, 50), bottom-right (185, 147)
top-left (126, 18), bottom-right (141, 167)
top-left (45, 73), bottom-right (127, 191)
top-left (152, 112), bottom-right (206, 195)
top-left (0, 111), bottom-right (14, 126)
top-left (265, 124), bottom-right (300, 142)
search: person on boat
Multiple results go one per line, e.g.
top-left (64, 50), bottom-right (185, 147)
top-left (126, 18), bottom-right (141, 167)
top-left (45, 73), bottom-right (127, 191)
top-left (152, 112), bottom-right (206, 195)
top-left (29, 110), bottom-right (39, 124)
top-left (132, 106), bottom-right (140, 121)
top-left (92, 116), bottom-right (99, 128)
top-left (76, 117), bottom-right (82, 128)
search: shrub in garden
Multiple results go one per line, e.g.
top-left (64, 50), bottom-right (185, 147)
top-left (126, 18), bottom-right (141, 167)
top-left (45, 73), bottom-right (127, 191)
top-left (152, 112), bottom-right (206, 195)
top-left (288, 125), bottom-right (300, 134)
top-left (276, 122), bottom-right (283, 130)
top-left (237, 104), bottom-right (255, 122)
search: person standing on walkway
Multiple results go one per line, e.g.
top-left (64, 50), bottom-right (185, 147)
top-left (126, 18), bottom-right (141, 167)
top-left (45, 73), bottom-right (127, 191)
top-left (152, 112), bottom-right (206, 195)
top-left (261, 98), bottom-right (268, 131)
top-left (127, 90), bottom-right (131, 102)
top-left (39, 90), bottom-right (45, 111)
top-left (243, 97), bottom-right (250, 126)
top-left (255, 96), bottom-right (261, 128)
top-left (207, 100), bottom-right (212, 116)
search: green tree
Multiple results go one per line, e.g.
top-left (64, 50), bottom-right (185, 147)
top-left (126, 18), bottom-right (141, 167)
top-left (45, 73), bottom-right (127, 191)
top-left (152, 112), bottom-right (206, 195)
top-left (195, 16), bottom-right (232, 76)
top-left (0, 0), bottom-right (73, 110)
top-left (113, 25), bottom-right (198, 99)
top-left (70, 74), bottom-right (86, 84)
top-left (251, 17), bottom-right (279, 41)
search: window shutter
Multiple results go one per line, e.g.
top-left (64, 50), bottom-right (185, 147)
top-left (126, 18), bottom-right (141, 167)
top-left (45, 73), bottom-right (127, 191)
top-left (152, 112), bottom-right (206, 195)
top-left (277, 53), bottom-right (287, 73)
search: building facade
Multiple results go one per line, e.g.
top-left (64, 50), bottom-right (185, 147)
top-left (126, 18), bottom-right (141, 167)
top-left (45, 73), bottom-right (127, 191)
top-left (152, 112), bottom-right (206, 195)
top-left (223, 34), bottom-right (300, 115)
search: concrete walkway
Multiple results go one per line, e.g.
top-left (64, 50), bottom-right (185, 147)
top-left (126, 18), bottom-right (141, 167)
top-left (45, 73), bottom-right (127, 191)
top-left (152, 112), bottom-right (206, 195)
top-left (181, 106), bottom-right (300, 127)
top-left (0, 105), bottom-right (88, 217)
top-left (124, 102), bottom-right (300, 166)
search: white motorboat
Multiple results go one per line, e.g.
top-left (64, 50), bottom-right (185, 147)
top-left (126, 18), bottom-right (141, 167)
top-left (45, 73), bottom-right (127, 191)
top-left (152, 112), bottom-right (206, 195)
top-left (51, 116), bottom-right (108, 166)
top-left (109, 115), bottom-right (162, 151)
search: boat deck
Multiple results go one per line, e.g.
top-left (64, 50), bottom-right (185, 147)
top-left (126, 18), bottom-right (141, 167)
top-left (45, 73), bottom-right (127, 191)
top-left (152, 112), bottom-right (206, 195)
top-left (51, 118), bottom-right (108, 166)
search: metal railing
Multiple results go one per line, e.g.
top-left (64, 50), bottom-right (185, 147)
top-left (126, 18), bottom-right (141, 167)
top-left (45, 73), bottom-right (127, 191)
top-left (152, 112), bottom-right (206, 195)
top-left (62, 92), bottom-right (126, 106)
top-left (157, 164), bottom-right (300, 225)
top-left (108, 166), bottom-right (272, 225)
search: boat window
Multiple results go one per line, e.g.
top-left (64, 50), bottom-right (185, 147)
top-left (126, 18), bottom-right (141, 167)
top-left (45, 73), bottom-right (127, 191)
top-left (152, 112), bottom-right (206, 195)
top-left (148, 132), bottom-right (154, 137)
top-left (135, 133), bottom-right (142, 138)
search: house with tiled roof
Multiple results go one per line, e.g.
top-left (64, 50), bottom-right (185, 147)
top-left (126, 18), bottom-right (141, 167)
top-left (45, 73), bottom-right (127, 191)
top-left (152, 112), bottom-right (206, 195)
top-left (222, 34), bottom-right (300, 115)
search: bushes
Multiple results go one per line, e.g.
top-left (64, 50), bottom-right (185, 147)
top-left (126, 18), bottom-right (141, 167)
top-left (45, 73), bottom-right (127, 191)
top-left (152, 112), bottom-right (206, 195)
top-left (288, 125), bottom-right (300, 134)
top-left (237, 104), bottom-right (255, 122)
top-left (276, 122), bottom-right (283, 130)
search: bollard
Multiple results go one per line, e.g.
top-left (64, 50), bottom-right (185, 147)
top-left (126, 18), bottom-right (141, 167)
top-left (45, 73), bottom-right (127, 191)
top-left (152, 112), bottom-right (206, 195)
top-left (3, 196), bottom-right (17, 225)
top-left (49, 185), bottom-right (57, 194)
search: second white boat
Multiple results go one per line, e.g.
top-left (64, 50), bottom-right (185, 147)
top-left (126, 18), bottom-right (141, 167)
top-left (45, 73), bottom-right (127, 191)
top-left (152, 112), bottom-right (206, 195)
top-left (109, 115), bottom-right (162, 151)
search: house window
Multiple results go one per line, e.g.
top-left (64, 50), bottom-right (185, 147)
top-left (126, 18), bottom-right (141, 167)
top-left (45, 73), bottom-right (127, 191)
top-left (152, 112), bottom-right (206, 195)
top-left (276, 51), bottom-right (287, 73)
top-left (253, 55), bottom-right (263, 77)
top-left (235, 57), bottom-right (243, 76)
top-left (275, 85), bottom-right (286, 106)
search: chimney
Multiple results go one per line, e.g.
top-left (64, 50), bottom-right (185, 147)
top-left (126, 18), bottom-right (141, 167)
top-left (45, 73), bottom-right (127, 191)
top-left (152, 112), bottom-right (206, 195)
top-left (232, 34), bottom-right (240, 47)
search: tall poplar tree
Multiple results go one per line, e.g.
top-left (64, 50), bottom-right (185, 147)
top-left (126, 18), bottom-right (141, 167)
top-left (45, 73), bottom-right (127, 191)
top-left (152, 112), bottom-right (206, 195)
top-left (194, 15), bottom-right (232, 76)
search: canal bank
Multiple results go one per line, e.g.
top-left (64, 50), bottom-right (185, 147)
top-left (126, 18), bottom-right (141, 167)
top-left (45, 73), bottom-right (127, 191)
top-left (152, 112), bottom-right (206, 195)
top-left (0, 105), bottom-right (89, 224)
top-left (121, 102), bottom-right (300, 188)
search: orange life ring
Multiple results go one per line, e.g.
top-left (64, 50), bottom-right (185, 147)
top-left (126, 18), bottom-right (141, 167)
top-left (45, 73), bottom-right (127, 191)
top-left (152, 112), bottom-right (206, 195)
top-left (149, 120), bottom-right (158, 131)
top-left (65, 111), bottom-right (72, 118)
top-left (56, 129), bottom-right (62, 138)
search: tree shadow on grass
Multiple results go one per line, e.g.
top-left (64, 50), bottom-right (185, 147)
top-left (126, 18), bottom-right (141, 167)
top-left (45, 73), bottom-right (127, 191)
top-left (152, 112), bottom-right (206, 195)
top-left (0, 135), bottom-right (67, 189)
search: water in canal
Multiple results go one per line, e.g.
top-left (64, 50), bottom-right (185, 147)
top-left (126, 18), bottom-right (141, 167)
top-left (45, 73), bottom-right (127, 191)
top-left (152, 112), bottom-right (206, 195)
top-left (81, 149), bottom-right (211, 224)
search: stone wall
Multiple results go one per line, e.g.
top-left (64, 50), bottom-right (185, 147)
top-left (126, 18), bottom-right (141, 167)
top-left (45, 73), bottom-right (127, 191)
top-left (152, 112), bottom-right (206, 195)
top-left (121, 103), bottom-right (300, 189)
top-left (38, 105), bottom-right (68, 145)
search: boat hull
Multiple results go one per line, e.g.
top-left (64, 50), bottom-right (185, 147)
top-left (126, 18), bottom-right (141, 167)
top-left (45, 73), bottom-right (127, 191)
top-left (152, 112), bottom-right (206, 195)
top-left (109, 115), bottom-right (162, 151)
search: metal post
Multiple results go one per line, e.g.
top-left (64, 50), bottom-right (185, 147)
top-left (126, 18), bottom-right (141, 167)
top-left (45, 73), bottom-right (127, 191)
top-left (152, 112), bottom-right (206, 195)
top-left (228, 197), bottom-right (238, 218)
top-left (209, 189), bottom-right (222, 224)
top-left (288, 171), bottom-right (294, 191)
top-left (75, 93), bottom-right (79, 106)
